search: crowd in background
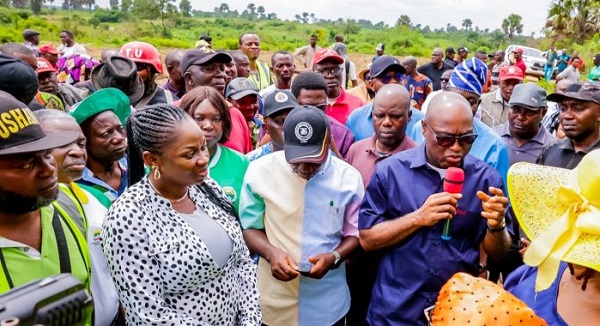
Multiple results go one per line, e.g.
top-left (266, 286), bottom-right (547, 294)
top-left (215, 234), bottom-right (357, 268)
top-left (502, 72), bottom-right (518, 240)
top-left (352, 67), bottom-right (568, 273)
top-left (0, 27), bottom-right (599, 325)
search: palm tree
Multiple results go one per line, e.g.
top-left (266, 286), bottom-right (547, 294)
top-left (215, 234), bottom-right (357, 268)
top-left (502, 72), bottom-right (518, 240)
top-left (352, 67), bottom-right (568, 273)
top-left (502, 14), bottom-right (523, 39)
top-left (546, 0), bottom-right (600, 44)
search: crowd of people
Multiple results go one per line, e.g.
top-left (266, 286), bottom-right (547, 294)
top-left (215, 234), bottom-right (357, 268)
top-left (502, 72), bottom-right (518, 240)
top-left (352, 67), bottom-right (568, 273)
top-left (0, 27), bottom-right (599, 326)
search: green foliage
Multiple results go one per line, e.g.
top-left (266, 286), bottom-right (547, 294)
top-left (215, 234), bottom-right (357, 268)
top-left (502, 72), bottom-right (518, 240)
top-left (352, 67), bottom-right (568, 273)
top-left (0, 7), bottom-right (12, 23)
top-left (546, 0), bottom-right (600, 45)
top-left (502, 14), bottom-right (523, 39)
top-left (91, 9), bottom-right (124, 23)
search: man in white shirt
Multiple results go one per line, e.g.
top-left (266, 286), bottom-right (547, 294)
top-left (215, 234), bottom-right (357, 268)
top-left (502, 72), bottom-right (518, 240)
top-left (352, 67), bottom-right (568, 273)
top-left (57, 30), bottom-right (87, 57)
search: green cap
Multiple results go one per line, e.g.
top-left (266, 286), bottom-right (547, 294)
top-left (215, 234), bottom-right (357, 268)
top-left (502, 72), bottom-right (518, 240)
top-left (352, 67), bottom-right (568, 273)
top-left (69, 88), bottom-right (131, 126)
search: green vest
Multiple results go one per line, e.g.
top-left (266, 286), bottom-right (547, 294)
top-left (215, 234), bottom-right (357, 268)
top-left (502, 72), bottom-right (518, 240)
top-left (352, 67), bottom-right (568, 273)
top-left (0, 204), bottom-right (92, 325)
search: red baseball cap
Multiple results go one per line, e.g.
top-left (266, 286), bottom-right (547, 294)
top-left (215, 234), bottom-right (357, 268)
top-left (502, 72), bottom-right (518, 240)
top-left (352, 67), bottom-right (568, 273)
top-left (36, 58), bottom-right (56, 74)
top-left (512, 47), bottom-right (524, 54)
top-left (312, 48), bottom-right (344, 68)
top-left (499, 65), bottom-right (524, 81)
top-left (39, 44), bottom-right (59, 55)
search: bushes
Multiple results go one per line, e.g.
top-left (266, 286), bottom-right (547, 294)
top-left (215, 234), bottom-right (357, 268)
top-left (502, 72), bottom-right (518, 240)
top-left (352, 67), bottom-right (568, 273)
top-left (92, 9), bottom-right (125, 23)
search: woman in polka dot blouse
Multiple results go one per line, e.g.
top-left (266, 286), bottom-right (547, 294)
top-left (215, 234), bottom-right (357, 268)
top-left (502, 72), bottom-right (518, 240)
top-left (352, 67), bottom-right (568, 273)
top-left (101, 104), bottom-right (261, 325)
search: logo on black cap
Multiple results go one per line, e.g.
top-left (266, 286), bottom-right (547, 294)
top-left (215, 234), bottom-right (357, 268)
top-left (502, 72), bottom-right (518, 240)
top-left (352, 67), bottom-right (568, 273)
top-left (295, 122), bottom-right (313, 143)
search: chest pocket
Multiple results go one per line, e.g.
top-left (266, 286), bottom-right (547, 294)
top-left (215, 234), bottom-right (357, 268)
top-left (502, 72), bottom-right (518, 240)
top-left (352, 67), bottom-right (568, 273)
top-left (325, 204), bottom-right (345, 237)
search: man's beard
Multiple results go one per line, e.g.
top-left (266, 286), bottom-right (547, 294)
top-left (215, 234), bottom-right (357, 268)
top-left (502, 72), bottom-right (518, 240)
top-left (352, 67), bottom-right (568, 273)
top-left (0, 188), bottom-right (58, 214)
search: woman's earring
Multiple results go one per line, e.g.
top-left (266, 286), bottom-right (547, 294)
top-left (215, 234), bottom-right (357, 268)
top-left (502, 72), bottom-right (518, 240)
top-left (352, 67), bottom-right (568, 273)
top-left (153, 166), bottom-right (161, 180)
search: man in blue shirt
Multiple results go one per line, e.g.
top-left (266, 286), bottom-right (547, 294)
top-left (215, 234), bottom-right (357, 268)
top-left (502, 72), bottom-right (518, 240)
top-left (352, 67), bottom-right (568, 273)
top-left (359, 92), bottom-right (512, 325)
top-left (346, 55), bottom-right (424, 142)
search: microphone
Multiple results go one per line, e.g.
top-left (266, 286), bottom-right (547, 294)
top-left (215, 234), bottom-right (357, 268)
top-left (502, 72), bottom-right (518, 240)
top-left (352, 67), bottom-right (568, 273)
top-left (441, 167), bottom-right (464, 240)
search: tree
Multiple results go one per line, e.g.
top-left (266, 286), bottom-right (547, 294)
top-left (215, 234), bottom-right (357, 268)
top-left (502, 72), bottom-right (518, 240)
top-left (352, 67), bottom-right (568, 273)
top-left (132, 0), bottom-right (177, 36)
top-left (395, 15), bottom-right (412, 28)
top-left (30, 0), bottom-right (43, 12)
top-left (179, 0), bottom-right (190, 17)
top-left (502, 13), bottom-right (523, 39)
top-left (462, 18), bottom-right (473, 31)
top-left (342, 18), bottom-right (360, 41)
top-left (11, 0), bottom-right (27, 8)
top-left (121, 0), bottom-right (132, 11)
top-left (489, 29), bottom-right (506, 49)
top-left (109, 0), bottom-right (118, 10)
top-left (546, 0), bottom-right (600, 44)
top-left (256, 5), bottom-right (265, 19)
top-left (214, 2), bottom-right (228, 13)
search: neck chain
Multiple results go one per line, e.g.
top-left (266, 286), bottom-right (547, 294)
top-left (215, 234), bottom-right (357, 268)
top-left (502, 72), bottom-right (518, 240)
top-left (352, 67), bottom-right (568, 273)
top-left (148, 179), bottom-right (188, 203)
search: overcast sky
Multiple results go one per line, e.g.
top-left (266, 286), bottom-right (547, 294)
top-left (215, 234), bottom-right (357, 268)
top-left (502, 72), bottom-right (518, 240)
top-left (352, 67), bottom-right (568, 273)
top-left (95, 0), bottom-right (551, 36)
top-left (193, 0), bottom-right (551, 36)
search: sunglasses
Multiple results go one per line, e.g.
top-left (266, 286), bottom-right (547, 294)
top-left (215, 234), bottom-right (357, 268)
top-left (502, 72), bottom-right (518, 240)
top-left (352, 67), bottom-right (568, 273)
top-left (425, 121), bottom-right (478, 147)
top-left (377, 72), bottom-right (404, 84)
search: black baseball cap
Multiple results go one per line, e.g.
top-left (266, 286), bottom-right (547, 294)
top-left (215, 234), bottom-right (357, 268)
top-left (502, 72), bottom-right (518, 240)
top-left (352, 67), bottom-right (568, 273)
top-left (181, 46), bottom-right (232, 74)
top-left (283, 106), bottom-right (330, 164)
top-left (0, 54), bottom-right (39, 104)
top-left (263, 90), bottom-right (298, 117)
top-left (370, 55), bottom-right (405, 78)
top-left (547, 81), bottom-right (600, 106)
top-left (458, 47), bottom-right (469, 53)
top-left (0, 96), bottom-right (78, 156)
top-left (445, 47), bottom-right (456, 54)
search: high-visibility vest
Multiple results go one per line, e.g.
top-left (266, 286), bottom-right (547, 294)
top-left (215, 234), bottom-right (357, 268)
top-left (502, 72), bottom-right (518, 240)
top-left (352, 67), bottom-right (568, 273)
top-left (249, 60), bottom-right (273, 91)
top-left (0, 189), bottom-right (90, 293)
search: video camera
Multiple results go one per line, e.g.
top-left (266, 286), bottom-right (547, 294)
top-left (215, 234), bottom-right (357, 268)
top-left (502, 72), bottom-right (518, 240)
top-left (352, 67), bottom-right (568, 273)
top-left (0, 274), bottom-right (92, 326)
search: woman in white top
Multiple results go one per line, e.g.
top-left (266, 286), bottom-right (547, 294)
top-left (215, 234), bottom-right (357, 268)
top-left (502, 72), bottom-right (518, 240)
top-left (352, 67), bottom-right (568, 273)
top-left (102, 104), bottom-right (261, 325)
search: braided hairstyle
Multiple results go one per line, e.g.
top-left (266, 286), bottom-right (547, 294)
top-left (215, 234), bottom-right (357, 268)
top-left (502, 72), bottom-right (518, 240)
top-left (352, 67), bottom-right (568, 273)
top-left (126, 103), bottom-right (240, 220)
top-left (126, 103), bottom-right (188, 186)
top-left (567, 263), bottom-right (598, 291)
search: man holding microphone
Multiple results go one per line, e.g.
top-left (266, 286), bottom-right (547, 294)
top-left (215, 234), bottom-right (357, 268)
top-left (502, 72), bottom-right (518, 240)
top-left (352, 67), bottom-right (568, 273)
top-left (359, 92), bottom-right (512, 325)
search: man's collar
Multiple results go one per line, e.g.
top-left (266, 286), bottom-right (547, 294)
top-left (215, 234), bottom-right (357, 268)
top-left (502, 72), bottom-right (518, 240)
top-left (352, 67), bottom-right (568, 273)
top-left (495, 89), bottom-right (509, 104)
top-left (559, 135), bottom-right (600, 153)
top-left (409, 143), bottom-right (429, 169)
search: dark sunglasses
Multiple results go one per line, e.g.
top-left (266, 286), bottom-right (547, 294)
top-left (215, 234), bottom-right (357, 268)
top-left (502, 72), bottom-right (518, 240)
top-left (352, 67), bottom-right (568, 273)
top-left (377, 72), bottom-right (404, 84)
top-left (425, 121), bottom-right (478, 147)
top-left (440, 78), bottom-right (450, 83)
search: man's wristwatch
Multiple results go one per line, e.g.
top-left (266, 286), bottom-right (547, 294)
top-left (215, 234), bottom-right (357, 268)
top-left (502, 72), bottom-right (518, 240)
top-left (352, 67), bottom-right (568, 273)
top-left (487, 219), bottom-right (506, 233)
top-left (331, 250), bottom-right (343, 269)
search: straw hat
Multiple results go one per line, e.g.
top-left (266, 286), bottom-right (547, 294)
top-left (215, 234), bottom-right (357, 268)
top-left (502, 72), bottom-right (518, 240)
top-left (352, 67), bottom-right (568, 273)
top-left (507, 149), bottom-right (600, 292)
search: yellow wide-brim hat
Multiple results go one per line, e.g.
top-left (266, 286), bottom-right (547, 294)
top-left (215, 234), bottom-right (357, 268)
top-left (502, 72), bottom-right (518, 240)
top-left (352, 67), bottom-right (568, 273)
top-left (507, 149), bottom-right (600, 292)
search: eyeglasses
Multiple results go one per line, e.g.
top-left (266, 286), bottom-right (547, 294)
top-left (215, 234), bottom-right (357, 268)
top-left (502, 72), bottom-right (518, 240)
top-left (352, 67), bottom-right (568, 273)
top-left (377, 72), bottom-right (404, 84)
top-left (510, 106), bottom-right (540, 117)
top-left (440, 78), bottom-right (450, 83)
top-left (425, 121), bottom-right (478, 147)
top-left (315, 66), bottom-right (341, 76)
